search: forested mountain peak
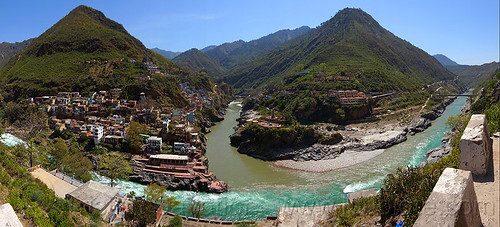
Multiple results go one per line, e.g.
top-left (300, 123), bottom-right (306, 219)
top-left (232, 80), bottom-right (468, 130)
top-left (224, 8), bottom-right (455, 91)
top-left (0, 5), bottom-right (185, 102)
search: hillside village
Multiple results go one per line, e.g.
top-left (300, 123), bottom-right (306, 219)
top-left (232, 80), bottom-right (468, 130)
top-left (27, 82), bottom-right (228, 193)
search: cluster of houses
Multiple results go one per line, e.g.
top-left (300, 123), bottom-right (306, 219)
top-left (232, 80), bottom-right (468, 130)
top-left (27, 82), bottom-right (228, 192)
top-left (180, 82), bottom-right (215, 110)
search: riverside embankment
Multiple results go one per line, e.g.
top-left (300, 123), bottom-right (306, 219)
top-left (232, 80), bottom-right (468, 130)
top-left (90, 96), bottom-right (469, 221)
top-left (232, 98), bottom-right (456, 165)
top-left (0, 96), bottom-right (469, 221)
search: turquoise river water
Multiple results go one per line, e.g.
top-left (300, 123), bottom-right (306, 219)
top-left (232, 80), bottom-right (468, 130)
top-left (1, 95), bottom-right (468, 221)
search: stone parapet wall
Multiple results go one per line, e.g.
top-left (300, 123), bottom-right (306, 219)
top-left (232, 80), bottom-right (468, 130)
top-left (459, 114), bottom-right (491, 175)
top-left (414, 168), bottom-right (481, 227)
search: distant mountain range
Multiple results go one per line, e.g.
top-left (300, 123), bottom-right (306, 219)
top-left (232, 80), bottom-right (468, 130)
top-left (224, 8), bottom-right (455, 91)
top-left (203, 26), bottom-right (311, 71)
top-left (0, 39), bottom-right (32, 69)
top-left (155, 26), bottom-right (311, 78)
top-left (151, 48), bottom-right (181, 59)
top-left (433, 54), bottom-right (499, 88)
top-left (1, 5), bottom-right (486, 101)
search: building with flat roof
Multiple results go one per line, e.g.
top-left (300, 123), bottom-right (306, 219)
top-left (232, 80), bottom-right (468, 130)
top-left (147, 136), bottom-right (162, 152)
top-left (66, 180), bottom-right (120, 219)
top-left (0, 203), bottom-right (23, 227)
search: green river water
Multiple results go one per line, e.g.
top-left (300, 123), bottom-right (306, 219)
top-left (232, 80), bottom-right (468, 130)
top-left (1, 96), bottom-right (469, 221)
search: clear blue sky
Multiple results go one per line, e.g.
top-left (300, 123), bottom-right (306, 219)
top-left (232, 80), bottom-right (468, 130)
top-left (0, 0), bottom-right (498, 65)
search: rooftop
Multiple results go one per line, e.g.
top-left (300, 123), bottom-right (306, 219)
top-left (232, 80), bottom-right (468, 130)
top-left (149, 154), bottom-right (189, 161)
top-left (67, 180), bottom-right (120, 211)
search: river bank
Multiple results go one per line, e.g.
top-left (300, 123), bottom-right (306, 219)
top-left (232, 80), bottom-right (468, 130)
top-left (233, 97), bottom-right (457, 172)
top-left (1, 96), bottom-right (470, 221)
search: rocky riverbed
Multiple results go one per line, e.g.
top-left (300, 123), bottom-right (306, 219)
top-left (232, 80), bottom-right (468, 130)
top-left (232, 97), bottom-right (459, 167)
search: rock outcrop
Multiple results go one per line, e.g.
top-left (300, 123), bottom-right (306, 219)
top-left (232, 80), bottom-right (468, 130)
top-left (422, 145), bottom-right (452, 165)
top-left (129, 171), bottom-right (225, 193)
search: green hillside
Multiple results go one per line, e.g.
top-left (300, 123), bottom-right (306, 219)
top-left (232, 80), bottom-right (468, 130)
top-left (172, 48), bottom-right (225, 79)
top-left (225, 8), bottom-right (456, 91)
top-left (204, 26), bottom-right (311, 70)
top-left (0, 5), bottom-right (187, 102)
top-left (0, 39), bottom-right (32, 69)
top-left (454, 62), bottom-right (499, 88)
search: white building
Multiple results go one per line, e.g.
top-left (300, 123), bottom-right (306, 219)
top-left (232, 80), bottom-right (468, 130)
top-left (147, 136), bottom-right (162, 152)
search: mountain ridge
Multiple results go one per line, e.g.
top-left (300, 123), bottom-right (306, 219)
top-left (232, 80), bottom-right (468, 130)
top-left (204, 26), bottom-right (311, 70)
top-left (0, 39), bottom-right (33, 69)
top-left (225, 8), bottom-right (455, 91)
top-left (433, 54), bottom-right (499, 88)
top-left (433, 54), bottom-right (459, 66)
top-left (0, 5), bottom-right (195, 105)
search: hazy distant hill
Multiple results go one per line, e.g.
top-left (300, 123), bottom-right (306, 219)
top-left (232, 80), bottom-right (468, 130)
top-left (432, 54), bottom-right (469, 72)
top-left (152, 47), bottom-right (181, 59)
top-left (203, 26), bottom-right (311, 70)
top-left (201, 45), bottom-right (217, 53)
top-left (173, 48), bottom-right (225, 78)
top-left (0, 5), bottom-right (203, 105)
top-left (0, 39), bottom-right (32, 69)
top-left (433, 54), bottom-right (499, 88)
top-left (433, 54), bottom-right (459, 66)
top-left (454, 62), bottom-right (499, 88)
top-left (225, 8), bottom-right (455, 91)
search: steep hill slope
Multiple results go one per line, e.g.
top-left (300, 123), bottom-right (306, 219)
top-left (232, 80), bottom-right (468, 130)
top-left (152, 48), bottom-right (181, 59)
top-left (0, 39), bottom-right (32, 69)
top-left (204, 26), bottom-right (311, 70)
top-left (432, 54), bottom-right (499, 88)
top-left (0, 5), bottom-right (189, 102)
top-left (454, 62), bottom-right (499, 88)
top-left (173, 48), bottom-right (225, 79)
top-left (225, 8), bottom-right (455, 91)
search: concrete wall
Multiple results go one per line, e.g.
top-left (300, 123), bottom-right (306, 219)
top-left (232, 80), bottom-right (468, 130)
top-left (276, 204), bottom-right (344, 227)
top-left (414, 168), bottom-right (482, 227)
top-left (459, 114), bottom-right (491, 175)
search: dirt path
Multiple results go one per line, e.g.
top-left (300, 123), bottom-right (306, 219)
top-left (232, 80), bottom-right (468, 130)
top-left (473, 137), bottom-right (500, 227)
top-left (30, 168), bottom-right (77, 199)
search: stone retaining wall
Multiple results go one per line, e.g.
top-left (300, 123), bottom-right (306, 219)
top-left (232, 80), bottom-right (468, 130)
top-left (414, 168), bottom-right (482, 226)
top-left (459, 114), bottom-right (491, 175)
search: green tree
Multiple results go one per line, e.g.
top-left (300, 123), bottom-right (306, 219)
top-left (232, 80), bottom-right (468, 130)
top-left (187, 199), bottom-right (205, 218)
top-left (485, 103), bottom-right (500, 133)
top-left (62, 146), bottom-right (93, 181)
top-left (124, 197), bottom-right (156, 227)
top-left (51, 138), bottom-right (70, 167)
top-left (98, 153), bottom-right (132, 187)
top-left (319, 63), bottom-right (327, 73)
top-left (295, 64), bottom-right (305, 72)
top-left (168, 215), bottom-right (183, 227)
top-left (144, 183), bottom-right (179, 211)
top-left (126, 121), bottom-right (147, 154)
